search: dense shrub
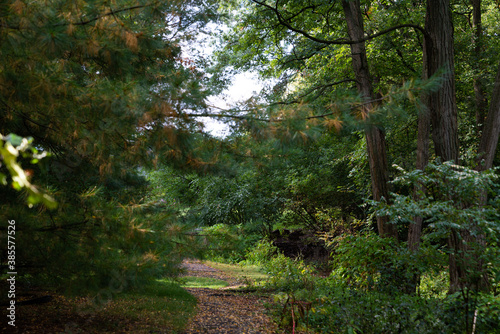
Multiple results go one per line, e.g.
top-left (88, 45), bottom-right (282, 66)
top-left (329, 232), bottom-right (446, 293)
top-left (257, 234), bottom-right (499, 334)
top-left (304, 286), bottom-right (484, 334)
top-left (202, 223), bottom-right (259, 263)
top-left (263, 257), bottom-right (499, 333)
top-left (244, 239), bottom-right (279, 265)
top-left (262, 253), bottom-right (316, 293)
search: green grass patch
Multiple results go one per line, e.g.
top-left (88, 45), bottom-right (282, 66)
top-left (175, 276), bottom-right (229, 289)
top-left (100, 279), bottom-right (197, 332)
top-left (204, 261), bottom-right (268, 284)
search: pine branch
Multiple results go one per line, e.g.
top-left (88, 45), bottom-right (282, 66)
top-left (193, 94), bottom-right (387, 123)
top-left (189, 111), bottom-right (271, 122)
top-left (61, 4), bottom-right (151, 27)
top-left (1, 3), bottom-right (155, 30)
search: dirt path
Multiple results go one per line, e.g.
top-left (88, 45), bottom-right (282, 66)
top-left (179, 260), bottom-right (278, 334)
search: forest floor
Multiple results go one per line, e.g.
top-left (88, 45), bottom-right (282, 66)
top-left (1, 260), bottom-right (278, 334)
top-left (179, 259), bottom-right (278, 334)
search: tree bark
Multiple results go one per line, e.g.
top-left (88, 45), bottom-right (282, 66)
top-left (405, 38), bottom-right (432, 295)
top-left (408, 120), bottom-right (429, 250)
top-left (465, 61), bottom-right (500, 294)
top-left (424, 0), bottom-right (463, 293)
top-left (425, 0), bottom-right (459, 163)
top-left (342, 0), bottom-right (397, 240)
top-left (471, 0), bottom-right (488, 130)
top-left (476, 63), bottom-right (500, 171)
top-left (408, 40), bottom-right (431, 255)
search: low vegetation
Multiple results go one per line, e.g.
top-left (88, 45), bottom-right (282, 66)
top-left (9, 280), bottom-right (197, 333)
top-left (203, 236), bottom-right (500, 334)
top-left (100, 280), bottom-right (198, 332)
top-left (177, 276), bottom-right (229, 289)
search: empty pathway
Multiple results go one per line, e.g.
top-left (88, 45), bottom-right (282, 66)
top-left (180, 260), bottom-right (278, 334)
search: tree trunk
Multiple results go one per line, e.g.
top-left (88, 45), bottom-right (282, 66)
top-left (476, 63), bottom-right (500, 171)
top-left (405, 39), bottom-right (431, 295)
top-left (408, 40), bottom-right (431, 255)
top-left (425, 0), bottom-right (459, 163)
top-left (342, 0), bottom-right (397, 240)
top-left (408, 114), bottom-right (430, 252)
top-left (471, 0), bottom-right (488, 130)
top-left (424, 0), bottom-right (464, 293)
top-left (464, 62), bottom-right (500, 294)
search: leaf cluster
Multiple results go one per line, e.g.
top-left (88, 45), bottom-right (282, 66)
top-left (0, 133), bottom-right (57, 208)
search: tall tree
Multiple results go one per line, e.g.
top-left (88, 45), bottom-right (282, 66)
top-left (341, 0), bottom-right (396, 239)
top-left (0, 0), bottom-right (218, 291)
top-left (424, 0), bottom-right (459, 163)
top-left (422, 0), bottom-right (500, 293)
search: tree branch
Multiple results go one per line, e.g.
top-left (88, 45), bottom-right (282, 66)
top-left (252, 0), bottom-right (428, 44)
top-left (188, 112), bottom-right (272, 122)
top-left (271, 79), bottom-right (358, 106)
top-left (1, 4), bottom-right (153, 30)
top-left (190, 94), bottom-right (387, 123)
top-left (62, 4), bottom-right (150, 27)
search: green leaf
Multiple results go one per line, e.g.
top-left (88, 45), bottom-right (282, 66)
top-left (6, 133), bottom-right (23, 147)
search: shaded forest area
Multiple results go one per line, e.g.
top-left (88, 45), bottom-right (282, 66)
top-left (1, 0), bottom-right (500, 333)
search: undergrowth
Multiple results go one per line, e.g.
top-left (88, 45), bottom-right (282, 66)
top-left (207, 233), bottom-right (500, 334)
top-left (200, 220), bottom-right (500, 334)
top-left (253, 239), bottom-right (500, 334)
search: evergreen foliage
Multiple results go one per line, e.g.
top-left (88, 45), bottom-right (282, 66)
top-left (0, 0), bottom-right (219, 293)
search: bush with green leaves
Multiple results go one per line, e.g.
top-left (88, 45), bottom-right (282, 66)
top-left (376, 161), bottom-right (500, 293)
top-left (258, 227), bottom-right (499, 333)
top-left (329, 232), bottom-right (447, 293)
top-left (262, 255), bottom-right (499, 333)
top-left (195, 172), bottom-right (282, 234)
top-left (303, 284), bottom-right (500, 334)
top-left (261, 253), bottom-right (316, 293)
top-left (202, 223), bottom-right (260, 263)
top-left (243, 239), bottom-right (278, 265)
